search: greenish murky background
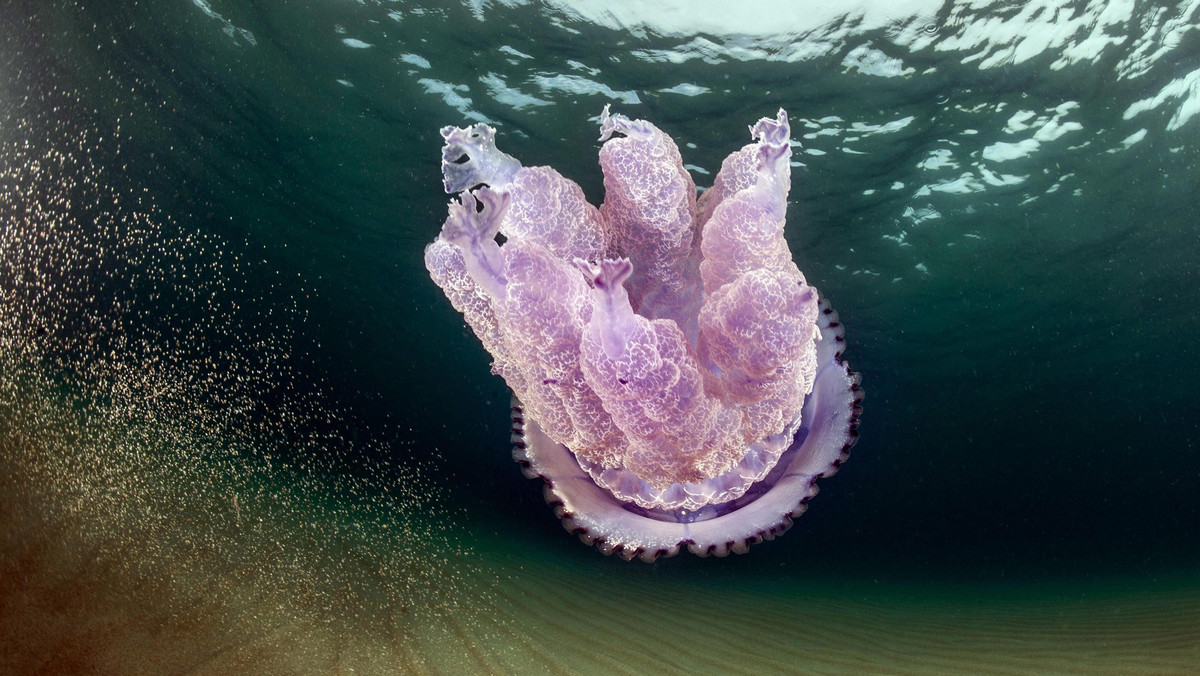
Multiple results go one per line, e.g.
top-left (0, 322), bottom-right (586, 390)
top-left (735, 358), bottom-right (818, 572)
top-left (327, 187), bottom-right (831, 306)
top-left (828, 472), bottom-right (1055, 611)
top-left (2, 1), bottom-right (1198, 673)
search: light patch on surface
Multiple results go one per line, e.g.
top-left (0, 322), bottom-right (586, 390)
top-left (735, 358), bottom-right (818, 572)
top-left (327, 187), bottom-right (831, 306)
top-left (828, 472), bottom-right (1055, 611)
top-left (1124, 67), bottom-right (1200, 130)
top-left (499, 45), bottom-right (534, 60)
top-left (544, 0), bottom-right (941, 38)
top-left (1004, 110), bottom-right (1039, 133)
top-left (480, 73), bottom-right (552, 109)
top-left (1115, 4), bottom-right (1200, 79)
top-left (918, 149), bottom-right (958, 171)
top-left (803, 127), bottom-right (842, 140)
top-left (843, 43), bottom-right (915, 77)
top-left (850, 116), bottom-right (915, 136)
top-left (632, 35), bottom-right (853, 65)
top-left (659, 83), bottom-right (710, 96)
top-left (1033, 117), bottom-right (1084, 142)
top-left (343, 38), bottom-right (372, 49)
top-left (982, 139), bottom-right (1040, 162)
top-left (399, 53), bottom-right (432, 69)
top-left (526, 0), bottom-right (1196, 108)
top-left (978, 166), bottom-right (1026, 186)
top-left (567, 60), bottom-right (601, 76)
top-left (417, 78), bottom-right (491, 123)
top-left (936, 0), bottom-right (1136, 70)
top-left (1121, 128), bottom-right (1148, 148)
top-left (903, 205), bottom-right (942, 225)
top-left (190, 0), bottom-right (257, 45)
top-left (532, 74), bottom-right (641, 104)
top-left (985, 102), bottom-right (1083, 163)
top-left (915, 173), bottom-right (986, 195)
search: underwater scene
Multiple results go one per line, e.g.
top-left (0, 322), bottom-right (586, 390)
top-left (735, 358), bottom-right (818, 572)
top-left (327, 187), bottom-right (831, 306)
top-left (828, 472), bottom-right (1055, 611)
top-left (2, 1), bottom-right (1198, 674)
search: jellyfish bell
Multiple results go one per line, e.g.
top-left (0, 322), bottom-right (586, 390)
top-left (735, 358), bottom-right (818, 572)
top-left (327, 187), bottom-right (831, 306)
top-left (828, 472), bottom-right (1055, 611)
top-left (425, 107), bottom-right (862, 561)
top-left (514, 298), bottom-right (860, 561)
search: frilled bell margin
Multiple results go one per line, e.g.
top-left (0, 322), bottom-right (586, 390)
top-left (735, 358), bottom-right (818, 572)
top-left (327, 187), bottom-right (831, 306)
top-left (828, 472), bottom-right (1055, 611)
top-left (511, 295), bottom-right (863, 562)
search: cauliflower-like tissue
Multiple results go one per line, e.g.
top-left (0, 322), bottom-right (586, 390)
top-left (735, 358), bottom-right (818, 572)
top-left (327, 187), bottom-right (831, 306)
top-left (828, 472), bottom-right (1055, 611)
top-left (425, 107), bottom-right (862, 560)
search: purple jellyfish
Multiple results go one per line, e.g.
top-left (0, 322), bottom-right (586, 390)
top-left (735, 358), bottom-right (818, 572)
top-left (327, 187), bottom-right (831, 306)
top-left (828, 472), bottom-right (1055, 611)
top-left (425, 107), bottom-right (862, 561)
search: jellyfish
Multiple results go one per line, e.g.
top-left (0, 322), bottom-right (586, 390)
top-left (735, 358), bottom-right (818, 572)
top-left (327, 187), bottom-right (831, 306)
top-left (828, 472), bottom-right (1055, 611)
top-left (425, 107), bottom-right (862, 561)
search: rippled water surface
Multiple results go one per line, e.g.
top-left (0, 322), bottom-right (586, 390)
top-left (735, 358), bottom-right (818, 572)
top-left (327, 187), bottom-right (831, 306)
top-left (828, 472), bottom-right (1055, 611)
top-left (2, 1), bottom-right (1199, 673)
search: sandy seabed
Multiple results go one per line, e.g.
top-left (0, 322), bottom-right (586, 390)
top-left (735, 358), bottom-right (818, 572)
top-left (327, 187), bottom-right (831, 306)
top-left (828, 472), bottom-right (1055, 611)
top-left (2, 377), bottom-right (1198, 676)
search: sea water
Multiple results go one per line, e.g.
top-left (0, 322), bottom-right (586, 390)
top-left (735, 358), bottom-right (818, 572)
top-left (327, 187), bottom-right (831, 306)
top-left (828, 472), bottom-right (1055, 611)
top-left (1, 1), bottom-right (1197, 673)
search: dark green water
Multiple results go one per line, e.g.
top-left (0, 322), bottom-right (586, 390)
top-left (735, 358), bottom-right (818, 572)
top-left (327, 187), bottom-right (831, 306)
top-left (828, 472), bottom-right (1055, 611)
top-left (2, 0), bottom-right (1199, 672)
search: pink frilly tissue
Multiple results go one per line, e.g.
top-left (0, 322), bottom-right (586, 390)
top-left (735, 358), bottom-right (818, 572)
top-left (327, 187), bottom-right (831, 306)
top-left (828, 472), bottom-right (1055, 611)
top-left (425, 107), bottom-right (862, 561)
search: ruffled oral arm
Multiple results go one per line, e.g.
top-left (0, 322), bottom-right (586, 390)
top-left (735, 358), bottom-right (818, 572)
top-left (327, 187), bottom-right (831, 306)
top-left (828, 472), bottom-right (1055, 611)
top-left (699, 109), bottom-right (798, 291)
top-left (440, 123), bottom-right (523, 194)
top-left (576, 258), bottom-right (637, 361)
top-left (437, 188), bottom-right (510, 299)
top-left (748, 109), bottom-right (792, 217)
top-left (597, 106), bottom-right (701, 329)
